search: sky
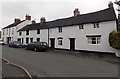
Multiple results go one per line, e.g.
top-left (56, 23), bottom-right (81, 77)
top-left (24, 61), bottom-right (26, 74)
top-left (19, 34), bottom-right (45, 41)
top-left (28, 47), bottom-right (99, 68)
top-left (0, 0), bottom-right (118, 31)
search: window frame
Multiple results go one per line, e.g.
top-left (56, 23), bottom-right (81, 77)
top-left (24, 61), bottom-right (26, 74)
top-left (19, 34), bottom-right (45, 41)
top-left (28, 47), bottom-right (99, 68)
top-left (26, 30), bottom-right (29, 35)
top-left (93, 23), bottom-right (99, 28)
top-left (58, 26), bottom-right (62, 33)
top-left (57, 37), bottom-right (63, 45)
top-left (12, 28), bottom-right (14, 34)
top-left (30, 38), bottom-right (33, 43)
top-left (37, 29), bottom-right (40, 34)
top-left (26, 37), bottom-right (29, 44)
top-left (79, 24), bottom-right (84, 29)
top-left (86, 35), bottom-right (101, 45)
top-left (36, 38), bottom-right (40, 42)
top-left (19, 32), bottom-right (22, 36)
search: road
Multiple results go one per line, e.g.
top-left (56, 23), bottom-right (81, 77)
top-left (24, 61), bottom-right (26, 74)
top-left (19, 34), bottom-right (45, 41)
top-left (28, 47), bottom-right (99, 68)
top-left (2, 45), bottom-right (118, 77)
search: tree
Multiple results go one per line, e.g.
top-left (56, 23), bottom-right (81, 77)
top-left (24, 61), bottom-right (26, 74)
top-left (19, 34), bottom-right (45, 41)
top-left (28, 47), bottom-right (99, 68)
top-left (109, 31), bottom-right (120, 49)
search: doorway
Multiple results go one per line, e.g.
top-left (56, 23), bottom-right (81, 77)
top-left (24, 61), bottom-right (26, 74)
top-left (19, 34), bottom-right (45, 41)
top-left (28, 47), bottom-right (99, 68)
top-left (50, 38), bottom-right (55, 49)
top-left (7, 37), bottom-right (11, 44)
top-left (69, 38), bottom-right (75, 50)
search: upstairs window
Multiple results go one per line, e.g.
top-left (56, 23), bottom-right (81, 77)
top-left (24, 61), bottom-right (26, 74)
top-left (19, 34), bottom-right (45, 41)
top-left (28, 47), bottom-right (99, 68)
top-left (57, 37), bottom-right (63, 45)
top-left (12, 28), bottom-right (14, 34)
top-left (86, 35), bottom-right (101, 44)
top-left (58, 26), bottom-right (62, 33)
top-left (26, 30), bottom-right (29, 35)
top-left (6, 29), bottom-right (8, 35)
top-left (19, 32), bottom-right (22, 36)
top-left (37, 29), bottom-right (40, 34)
top-left (79, 24), bottom-right (84, 29)
top-left (3, 30), bottom-right (4, 35)
top-left (93, 23), bottom-right (99, 28)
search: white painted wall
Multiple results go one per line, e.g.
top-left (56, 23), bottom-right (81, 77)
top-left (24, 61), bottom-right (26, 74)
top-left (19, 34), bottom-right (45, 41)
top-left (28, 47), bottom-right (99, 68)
top-left (17, 29), bottom-right (48, 45)
top-left (49, 21), bottom-right (117, 53)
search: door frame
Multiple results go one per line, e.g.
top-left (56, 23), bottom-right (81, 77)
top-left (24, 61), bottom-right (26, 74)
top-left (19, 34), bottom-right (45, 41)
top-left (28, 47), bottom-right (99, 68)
top-left (69, 38), bottom-right (75, 51)
top-left (50, 38), bottom-right (55, 49)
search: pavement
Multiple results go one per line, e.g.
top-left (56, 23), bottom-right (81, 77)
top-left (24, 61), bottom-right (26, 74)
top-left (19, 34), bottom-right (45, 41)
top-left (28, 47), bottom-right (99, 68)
top-left (2, 58), bottom-right (31, 79)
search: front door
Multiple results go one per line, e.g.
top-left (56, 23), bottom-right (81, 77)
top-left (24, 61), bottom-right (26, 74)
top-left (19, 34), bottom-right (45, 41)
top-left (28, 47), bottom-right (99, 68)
top-left (69, 38), bottom-right (75, 50)
top-left (17, 38), bottom-right (21, 42)
top-left (7, 37), bottom-right (11, 44)
top-left (50, 38), bottom-right (55, 49)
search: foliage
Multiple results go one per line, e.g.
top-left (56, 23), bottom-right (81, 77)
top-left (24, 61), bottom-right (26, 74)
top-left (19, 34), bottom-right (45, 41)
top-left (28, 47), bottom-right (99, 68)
top-left (109, 31), bottom-right (120, 49)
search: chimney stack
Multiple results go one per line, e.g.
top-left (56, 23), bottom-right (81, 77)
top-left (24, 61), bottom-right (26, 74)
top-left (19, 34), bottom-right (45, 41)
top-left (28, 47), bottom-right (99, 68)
top-left (73, 8), bottom-right (80, 17)
top-left (32, 20), bottom-right (36, 24)
top-left (25, 14), bottom-right (31, 20)
top-left (40, 17), bottom-right (46, 23)
top-left (108, 1), bottom-right (113, 8)
top-left (14, 18), bottom-right (21, 23)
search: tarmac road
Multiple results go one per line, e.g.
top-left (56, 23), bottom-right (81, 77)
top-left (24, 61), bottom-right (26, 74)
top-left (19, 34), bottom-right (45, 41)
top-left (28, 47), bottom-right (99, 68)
top-left (2, 45), bottom-right (118, 77)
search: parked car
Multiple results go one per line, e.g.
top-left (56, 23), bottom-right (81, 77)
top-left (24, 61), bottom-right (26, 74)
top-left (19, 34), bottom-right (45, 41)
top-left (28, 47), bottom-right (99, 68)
top-left (8, 41), bottom-right (24, 48)
top-left (25, 42), bottom-right (49, 51)
top-left (0, 40), bottom-right (5, 45)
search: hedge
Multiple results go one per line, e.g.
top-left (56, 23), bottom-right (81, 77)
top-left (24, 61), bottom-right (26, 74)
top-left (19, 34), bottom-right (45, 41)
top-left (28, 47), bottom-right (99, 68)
top-left (109, 31), bottom-right (120, 49)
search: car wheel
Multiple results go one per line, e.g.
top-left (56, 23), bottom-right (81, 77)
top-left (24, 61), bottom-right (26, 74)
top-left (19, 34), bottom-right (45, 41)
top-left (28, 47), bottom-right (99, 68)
top-left (34, 48), bottom-right (37, 52)
top-left (25, 47), bottom-right (28, 50)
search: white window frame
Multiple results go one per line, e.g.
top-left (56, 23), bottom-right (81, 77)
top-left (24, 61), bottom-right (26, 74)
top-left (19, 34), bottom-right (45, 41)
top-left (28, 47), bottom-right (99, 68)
top-left (58, 26), bottom-right (62, 33)
top-left (79, 24), bottom-right (84, 29)
top-left (86, 35), bottom-right (101, 45)
top-left (57, 37), bottom-right (63, 45)
top-left (93, 23), bottom-right (99, 28)
top-left (12, 28), bottom-right (14, 34)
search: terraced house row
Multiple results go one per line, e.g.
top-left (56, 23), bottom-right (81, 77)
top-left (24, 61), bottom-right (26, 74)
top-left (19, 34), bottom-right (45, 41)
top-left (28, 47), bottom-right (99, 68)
top-left (1, 3), bottom-right (119, 53)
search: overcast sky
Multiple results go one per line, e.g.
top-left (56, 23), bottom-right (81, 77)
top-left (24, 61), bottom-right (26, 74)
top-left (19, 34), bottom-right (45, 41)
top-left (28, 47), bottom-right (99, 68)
top-left (0, 0), bottom-right (118, 31)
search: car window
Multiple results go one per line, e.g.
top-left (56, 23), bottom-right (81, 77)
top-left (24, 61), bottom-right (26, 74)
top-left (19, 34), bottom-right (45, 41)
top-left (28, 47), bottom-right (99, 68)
top-left (0, 40), bottom-right (3, 42)
top-left (40, 42), bottom-right (47, 45)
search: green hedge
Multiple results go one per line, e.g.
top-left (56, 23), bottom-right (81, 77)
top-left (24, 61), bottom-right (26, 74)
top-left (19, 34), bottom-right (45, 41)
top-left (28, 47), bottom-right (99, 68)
top-left (109, 31), bottom-right (120, 49)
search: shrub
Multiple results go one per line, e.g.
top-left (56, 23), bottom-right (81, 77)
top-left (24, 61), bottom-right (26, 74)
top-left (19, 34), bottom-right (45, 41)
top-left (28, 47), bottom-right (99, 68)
top-left (109, 31), bottom-right (120, 49)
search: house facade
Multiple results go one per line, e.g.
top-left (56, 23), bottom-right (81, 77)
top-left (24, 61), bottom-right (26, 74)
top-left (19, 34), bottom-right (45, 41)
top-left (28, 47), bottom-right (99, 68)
top-left (18, 6), bottom-right (117, 53)
top-left (2, 2), bottom-right (118, 53)
top-left (48, 7), bottom-right (117, 53)
top-left (18, 17), bottom-right (49, 45)
top-left (1, 15), bottom-right (32, 44)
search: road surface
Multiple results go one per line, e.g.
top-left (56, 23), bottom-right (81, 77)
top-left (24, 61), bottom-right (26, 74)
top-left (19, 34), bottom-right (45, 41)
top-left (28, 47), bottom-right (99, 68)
top-left (2, 45), bottom-right (118, 77)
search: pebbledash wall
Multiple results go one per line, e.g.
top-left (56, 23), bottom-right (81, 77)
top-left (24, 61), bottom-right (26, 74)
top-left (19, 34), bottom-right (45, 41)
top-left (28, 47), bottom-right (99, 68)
top-left (49, 21), bottom-right (117, 53)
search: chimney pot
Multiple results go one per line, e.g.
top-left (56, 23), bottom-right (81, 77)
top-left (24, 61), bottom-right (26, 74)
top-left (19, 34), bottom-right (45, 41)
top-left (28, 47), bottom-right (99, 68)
top-left (73, 8), bottom-right (80, 16)
top-left (108, 1), bottom-right (113, 8)
top-left (25, 14), bottom-right (31, 20)
top-left (32, 20), bottom-right (36, 24)
top-left (40, 17), bottom-right (46, 23)
top-left (14, 18), bottom-right (21, 23)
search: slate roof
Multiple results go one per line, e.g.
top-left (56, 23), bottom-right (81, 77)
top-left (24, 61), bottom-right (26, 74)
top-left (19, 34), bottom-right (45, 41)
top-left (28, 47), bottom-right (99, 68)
top-left (18, 22), bottom-right (50, 31)
top-left (2, 20), bottom-right (26, 29)
top-left (18, 7), bottom-right (117, 31)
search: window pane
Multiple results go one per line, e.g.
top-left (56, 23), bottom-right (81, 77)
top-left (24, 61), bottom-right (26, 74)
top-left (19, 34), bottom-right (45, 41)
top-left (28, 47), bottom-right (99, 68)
top-left (58, 39), bottom-right (62, 45)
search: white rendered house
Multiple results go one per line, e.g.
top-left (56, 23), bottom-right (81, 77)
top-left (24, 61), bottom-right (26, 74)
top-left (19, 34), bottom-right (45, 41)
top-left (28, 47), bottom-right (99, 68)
top-left (18, 17), bottom-right (49, 45)
top-left (1, 15), bottom-right (32, 44)
top-left (48, 7), bottom-right (117, 53)
top-left (18, 7), bottom-right (118, 53)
